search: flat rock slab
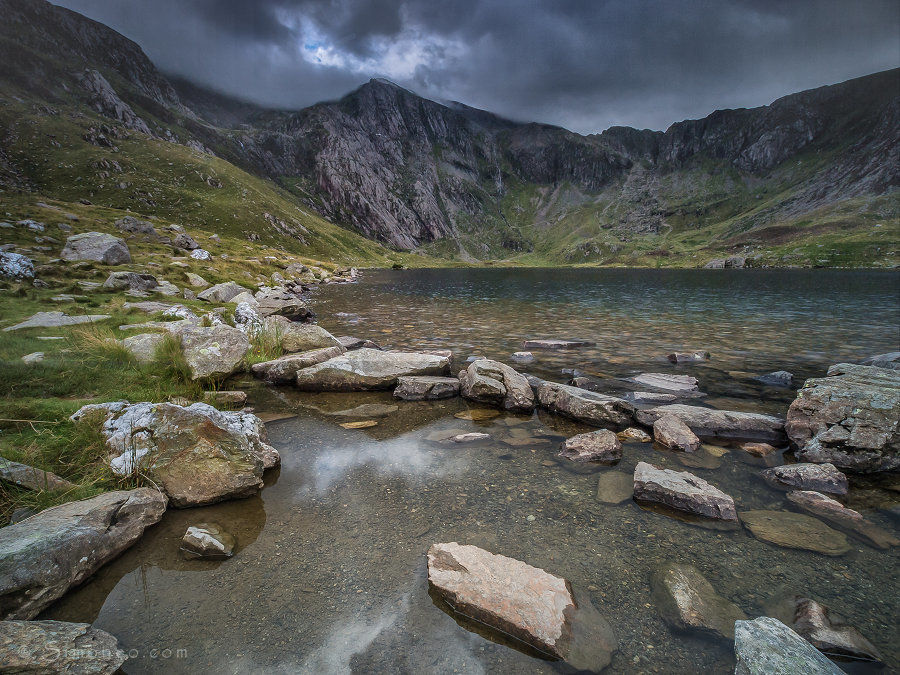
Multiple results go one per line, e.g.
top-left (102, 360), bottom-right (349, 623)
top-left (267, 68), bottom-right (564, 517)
top-left (734, 617), bottom-right (846, 675)
top-left (427, 542), bottom-right (616, 668)
top-left (394, 375), bottom-right (460, 400)
top-left (454, 408), bottom-right (501, 421)
top-left (0, 489), bottom-right (166, 619)
top-left (633, 373), bottom-right (699, 392)
top-left (596, 472), bottom-right (634, 503)
top-left (740, 510), bottom-right (851, 556)
top-left (0, 620), bottom-right (127, 674)
top-left (327, 403), bottom-right (399, 418)
top-left (786, 491), bottom-right (898, 549)
top-left (523, 339), bottom-right (594, 350)
top-left (786, 363), bottom-right (900, 473)
top-left (4, 311), bottom-right (111, 332)
top-left (295, 348), bottom-right (450, 391)
top-left (447, 432), bottom-right (491, 443)
top-left (636, 404), bottom-right (786, 443)
top-left (651, 562), bottom-right (746, 639)
top-left (0, 457), bottom-right (74, 492)
top-left (459, 359), bottom-right (534, 412)
top-left (559, 429), bottom-right (621, 463)
top-left (762, 463), bottom-right (848, 495)
top-left (536, 381), bottom-right (634, 429)
top-left (633, 461), bottom-right (737, 521)
top-left (251, 346), bottom-right (345, 384)
top-left (654, 414), bottom-right (701, 452)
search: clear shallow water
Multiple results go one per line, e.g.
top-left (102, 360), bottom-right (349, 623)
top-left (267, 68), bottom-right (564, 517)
top-left (45, 269), bottom-right (900, 674)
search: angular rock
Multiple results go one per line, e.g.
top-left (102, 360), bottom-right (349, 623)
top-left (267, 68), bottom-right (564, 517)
top-left (197, 281), bottom-right (247, 303)
top-left (740, 510), bottom-right (851, 555)
top-left (185, 272), bottom-right (209, 288)
top-left (179, 324), bottom-right (249, 380)
top-left (786, 491), bottom-right (898, 549)
top-left (596, 472), bottom-right (634, 503)
top-left (511, 351), bottom-right (534, 363)
top-left (394, 375), bottom-right (460, 400)
top-left (3, 311), bottom-right (110, 332)
top-left (0, 251), bottom-right (34, 280)
top-left (0, 457), bottom-right (74, 492)
top-left (762, 463), bottom-right (848, 495)
top-left (102, 270), bottom-right (159, 292)
top-left (459, 359), bottom-right (534, 413)
top-left (115, 215), bottom-right (156, 235)
top-left (173, 232), bottom-right (200, 250)
top-left (254, 286), bottom-right (313, 320)
top-left (781, 596), bottom-right (883, 663)
top-left (181, 523), bottom-right (235, 559)
top-left (558, 429), bottom-right (622, 463)
top-left (740, 442), bottom-right (779, 457)
top-left (667, 350), bottom-right (710, 363)
top-left (786, 363), bottom-right (900, 473)
top-left (636, 404), bottom-right (785, 443)
top-left (651, 562), bottom-right (746, 639)
top-left (633, 373), bottom-right (699, 392)
top-left (654, 414), bottom-right (701, 452)
top-left (536, 381), bottom-right (634, 429)
top-left (251, 346), bottom-right (345, 384)
top-left (617, 427), bottom-right (652, 443)
top-left (295, 348), bottom-right (450, 391)
top-left (154, 280), bottom-right (180, 296)
top-left (60, 232), bottom-right (131, 265)
top-left (523, 339), bottom-right (594, 350)
top-left (633, 461), bottom-right (737, 521)
top-left (0, 620), bottom-right (127, 674)
top-left (190, 248), bottom-right (212, 260)
top-left (266, 316), bottom-right (342, 352)
top-left (757, 371), bottom-right (794, 387)
top-left (336, 335), bottom-right (381, 350)
top-left (860, 352), bottom-right (900, 370)
top-left (734, 617), bottom-right (846, 675)
top-left (0, 488), bottom-right (166, 619)
top-left (71, 401), bottom-right (278, 507)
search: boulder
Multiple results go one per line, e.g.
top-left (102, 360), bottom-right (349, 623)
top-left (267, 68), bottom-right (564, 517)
top-left (523, 339), bottom-right (594, 350)
top-left (653, 414), bottom-right (701, 452)
top-left (734, 617), bottom-right (846, 675)
top-left (0, 252), bottom-right (34, 280)
top-left (785, 363), bottom-right (899, 472)
top-left (632, 373), bottom-right (699, 392)
top-left (178, 324), bottom-right (249, 380)
top-left (511, 351), bottom-right (534, 363)
top-left (154, 280), bottom-right (180, 296)
top-left (190, 248), bottom-right (212, 260)
top-left (860, 352), bottom-right (900, 370)
top-left (0, 620), bottom-right (127, 674)
top-left (786, 491), bottom-right (898, 549)
top-left (636, 404), bottom-right (785, 443)
top-left (558, 429), bottom-right (622, 463)
top-left (336, 335), bottom-right (381, 350)
top-left (60, 232), bottom-right (131, 265)
top-left (458, 359), bottom-right (534, 412)
top-left (250, 345), bottom-right (344, 384)
top-left (197, 281), bottom-right (247, 303)
top-left (3, 311), bottom-right (111, 332)
top-left (295, 348), bottom-right (450, 391)
top-left (777, 596), bottom-right (883, 664)
top-left (181, 523), bottom-right (235, 559)
top-left (102, 270), bottom-right (159, 292)
top-left (667, 350), bottom-right (710, 363)
top-left (617, 427), bottom-right (652, 443)
top-left (596, 472), bottom-right (634, 503)
top-left (173, 232), bottom-right (200, 250)
top-left (757, 371), bottom-right (794, 387)
top-left (393, 376), bottom-right (461, 400)
top-left (115, 215), bottom-right (156, 235)
top-left (740, 510), bottom-right (850, 555)
top-left (254, 286), bottom-right (314, 320)
top-left (70, 401), bottom-right (278, 507)
top-left (535, 381), bottom-right (634, 429)
top-left (0, 488), bottom-right (166, 619)
top-left (0, 457), bottom-right (74, 492)
top-left (427, 542), bottom-right (615, 668)
top-left (762, 463), bottom-right (848, 495)
top-left (265, 316), bottom-right (341, 352)
top-left (633, 462), bottom-right (737, 521)
top-left (651, 563), bottom-right (746, 639)
top-left (185, 272), bottom-right (209, 288)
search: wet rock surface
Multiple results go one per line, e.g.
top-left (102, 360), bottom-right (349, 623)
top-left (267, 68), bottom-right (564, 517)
top-left (535, 380), bottom-right (634, 429)
top-left (636, 404), bottom-right (786, 443)
top-left (394, 375), bottom-right (461, 400)
top-left (667, 350), bottom-right (710, 363)
top-left (523, 339), bottom-right (594, 350)
top-left (251, 346), bottom-right (345, 384)
top-left (632, 373), bottom-right (699, 392)
top-left (786, 363), bottom-right (900, 473)
top-left (740, 510), bottom-right (851, 555)
top-left (295, 348), bottom-right (450, 391)
top-left (762, 463), bottom-right (848, 495)
top-left (0, 489), bottom-right (166, 619)
top-left (734, 616), bottom-right (846, 675)
top-left (181, 523), bottom-right (236, 560)
top-left (633, 461), bottom-right (737, 521)
top-left (459, 359), bottom-right (534, 412)
top-left (651, 562), bottom-right (746, 639)
top-left (558, 429), bottom-right (622, 463)
top-left (0, 620), bottom-right (127, 674)
top-left (786, 491), bottom-right (899, 549)
top-left (653, 413), bottom-right (701, 452)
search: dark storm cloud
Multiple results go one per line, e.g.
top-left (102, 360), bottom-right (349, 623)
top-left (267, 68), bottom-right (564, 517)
top-left (54, 0), bottom-right (900, 133)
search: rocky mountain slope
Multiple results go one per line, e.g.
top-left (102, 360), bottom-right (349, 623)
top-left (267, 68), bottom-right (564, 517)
top-left (0, 0), bottom-right (897, 266)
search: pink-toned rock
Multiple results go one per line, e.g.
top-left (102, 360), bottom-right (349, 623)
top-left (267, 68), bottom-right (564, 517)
top-left (633, 462), bottom-right (737, 521)
top-left (763, 463), bottom-right (848, 495)
top-left (787, 490), bottom-right (898, 549)
top-left (558, 429), bottom-right (622, 463)
top-left (740, 442), bottom-right (779, 457)
top-left (653, 414), bottom-right (701, 452)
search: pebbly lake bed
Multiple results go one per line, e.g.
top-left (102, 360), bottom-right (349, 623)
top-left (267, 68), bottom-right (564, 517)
top-left (43, 268), bottom-right (900, 674)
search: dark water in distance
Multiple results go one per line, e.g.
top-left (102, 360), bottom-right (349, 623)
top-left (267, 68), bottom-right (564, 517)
top-left (45, 269), bottom-right (900, 674)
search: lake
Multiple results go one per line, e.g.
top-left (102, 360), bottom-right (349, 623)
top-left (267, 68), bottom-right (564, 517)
top-left (45, 269), bottom-right (900, 673)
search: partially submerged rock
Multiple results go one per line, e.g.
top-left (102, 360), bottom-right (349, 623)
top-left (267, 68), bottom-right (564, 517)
top-left (181, 523), bottom-right (236, 560)
top-left (535, 381), bottom-right (634, 429)
top-left (511, 351), bottom-right (534, 363)
top-left (740, 510), bottom-right (851, 555)
top-left (3, 311), bottom-right (111, 332)
top-left (60, 231), bottom-right (131, 265)
top-left (0, 457), bottom-right (74, 492)
top-left (636, 404), bottom-right (786, 443)
top-left (653, 414), bottom-right (701, 452)
top-left (859, 352), bottom-right (900, 370)
top-left (459, 359), bottom-right (534, 412)
top-left (785, 363), bottom-right (899, 473)
top-left (633, 461), bottom-right (737, 521)
top-left (71, 401), bottom-right (278, 507)
top-left (447, 432), bottom-right (491, 443)
top-left (757, 371), bottom-right (794, 387)
top-left (632, 373), bottom-right (699, 392)
top-left (651, 562), bottom-right (746, 639)
top-left (0, 620), bottom-right (127, 674)
top-left (667, 350), bottom-right (710, 363)
top-left (523, 339), bottom-right (594, 350)
top-left (617, 427), bottom-right (652, 443)
top-left (251, 345), bottom-right (345, 384)
top-left (786, 491), bottom-right (898, 549)
top-left (295, 348), bottom-right (450, 391)
top-left (0, 488), bottom-right (166, 619)
top-left (734, 616), bottom-right (846, 675)
top-left (336, 335), bottom-right (381, 350)
top-left (740, 442), bottom-right (779, 457)
top-left (558, 429), bottom-right (622, 463)
top-left (394, 375), bottom-right (460, 400)
top-left (762, 463), bottom-right (848, 495)
top-left (774, 596), bottom-right (883, 664)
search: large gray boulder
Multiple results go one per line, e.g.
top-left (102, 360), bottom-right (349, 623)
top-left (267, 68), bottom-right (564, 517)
top-left (0, 252), bottom-right (34, 280)
top-left (60, 232), bottom-right (131, 265)
top-left (102, 270), bottom-right (159, 292)
top-left (264, 315), bottom-right (341, 352)
top-left (651, 562), bottom-right (746, 639)
top-left (458, 359), bottom-right (534, 412)
top-left (71, 401), bottom-right (279, 507)
top-left (558, 429), bottom-right (622, 463)
top-left (121, 332), bottom-right (167, 363)
top-left (536, 381), bottom-right (634, 429)
top-left (393, 376), bottom-right (461, 400)
top-left (178, 323), bottom-right (249, 380)
top-left (197, 281), bottom-right (247, 303)
top-left (786, 363), bottom-right (899, 472)
top-left (0, 620), bottom-right (127, 674)
top-left (636, 404), bottom-right (785, 443)
top-left (762, 463), bottom-right (848, 495)
top-left (250, 345), bottom-right (345, 384)
top-left (734, 617), bottom-right (846, 674)
top-left (254, 286), bottom-right (314, 320)
top-left (0, 489), bottom-right (166, 619)
top-left (633, 461), bottom-right (737, 521)
top-left (295, 348), bottom-right (450, 391)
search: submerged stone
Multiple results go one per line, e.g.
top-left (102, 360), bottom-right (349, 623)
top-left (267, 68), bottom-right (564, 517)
top-left (734, 617), bottom-right (846, 675)
top-left (394, 375), bottom-right (460, 400)
top-left (558, 429), bottom-right (621, 463)
top-left (181, 523), bottom-right (236, 560)
top-left (633, 462), bottom-right (737, 521)
top-left (786, 491), bottom-right (898, 549)
top-left (632, 373), bottom-right (699, 392)
top-left (740, 510), bottom-right (851, 555)
top-left (651, 562), bottom-right (746, 639)
top-left (454, 408), bottom-right (501, 421)
top-left (596, 472), bottom-right (634, 503)
top-left (523, 339), bottom-right (594, 350)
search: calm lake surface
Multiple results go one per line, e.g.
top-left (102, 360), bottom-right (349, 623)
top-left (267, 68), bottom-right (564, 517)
top-left (46, 269), bottom-right (900, 674)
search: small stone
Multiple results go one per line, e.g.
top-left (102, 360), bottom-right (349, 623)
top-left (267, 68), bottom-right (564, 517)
top-left (740, 442), bottom-right (778, 457)
top-left (523, 339), bottom-right (594, 350)
top-left (190, 248), bottom-right (212, 260)
top-left (181, 523), bottom-right (235, 559)
top-left (558, 429), bottom-right (622, 463)
top-left (454, 408), bottom-right (501, 421)
top-left (667, 350), bottom-right (710, 363)
top-left (653, 414), bottom-right (701, 452)
top-left (757, 371), bottom-right (794, 387)
top-left (447, 432), bottom-right (491, 443)
top-left (617, 427), bottom-right (651, 443)
top-left (340, 420), bottom-right (378, 429)
top-left (20, 352), bottom-right (44, 365)
top-left (203, 391), bottom-right (248, 407)
top-left (511, 351), bottom-right (534, 363)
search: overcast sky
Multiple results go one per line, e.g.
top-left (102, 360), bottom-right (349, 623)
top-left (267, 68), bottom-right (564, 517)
top-left (55, 0), bottom-right (900, 134)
